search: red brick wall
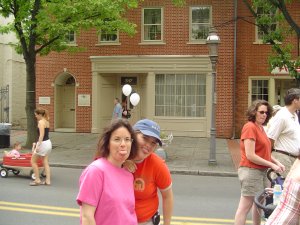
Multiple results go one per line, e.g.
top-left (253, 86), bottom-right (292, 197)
top-left (235, 0), bottom-right (300, 137)
top-left (36, 0), bottom-right (235, 137)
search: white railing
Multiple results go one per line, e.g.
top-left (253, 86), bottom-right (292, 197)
top-left (161, 133), bottom-right (173, 147)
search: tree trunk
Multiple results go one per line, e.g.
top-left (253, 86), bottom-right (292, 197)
top-left (24, 56), bottom-right (38, 148)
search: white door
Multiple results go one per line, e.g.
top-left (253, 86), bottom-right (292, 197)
top-left (55, 85), bottom-right (75, 130)
top-left (61, 86), bottom-right (75, 127)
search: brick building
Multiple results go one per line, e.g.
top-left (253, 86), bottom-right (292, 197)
top-left (235, 1), bottom-right (300, 137)
top-left (35, 0), bottom-right (300, 138)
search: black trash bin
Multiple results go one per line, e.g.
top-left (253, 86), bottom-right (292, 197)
top-left (0, 123), bottom-right (11, 148)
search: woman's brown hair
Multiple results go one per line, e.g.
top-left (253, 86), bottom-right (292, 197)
top-left (246, 99), bottom-right (273, 125)
top-left (34, 108), bottom-right (50, 121)
top-left (95, 119), bottom-right (137, 160)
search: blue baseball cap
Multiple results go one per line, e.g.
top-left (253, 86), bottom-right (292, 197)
top-left (133, 119), bottom-right (162, 146)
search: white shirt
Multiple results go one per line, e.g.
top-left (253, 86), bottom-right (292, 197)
top-left (267, 106), bottom-right (300, 156)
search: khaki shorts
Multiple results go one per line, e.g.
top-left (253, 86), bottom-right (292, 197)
top-left (238, 167), bottom-right (268, 196)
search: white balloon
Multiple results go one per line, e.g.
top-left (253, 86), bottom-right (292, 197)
top-left (122, 84), bottom-right (132, 96)
top-left (130, 93), bottom-right (140, 106)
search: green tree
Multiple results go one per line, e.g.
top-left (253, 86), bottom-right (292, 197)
top-left (0, 0), bottom-right (184, 146)
top-left (242, 0), bottom-right (300, 86)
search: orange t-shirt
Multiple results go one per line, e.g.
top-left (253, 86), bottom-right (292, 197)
top-left (133, 153), bottom-right (172, 222)
top-left (239, 121), bottom-right (271, 169)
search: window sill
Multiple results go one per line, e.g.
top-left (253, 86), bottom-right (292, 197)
top-left (65, 43), bottom-right (78, 47)
top-left (95, 42), bottom-right (121, 46)
top-left (187, 41), bottom-right (206, 45)
top-left (139, 41), bottom-right (166, 45)
top-left (253, 41), bottom-right (268, 45)
top-left (253, 41), bottom-right (282, 45)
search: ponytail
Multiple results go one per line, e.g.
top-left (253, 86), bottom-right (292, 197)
top-left (35, 108), bottom-right (50, 121)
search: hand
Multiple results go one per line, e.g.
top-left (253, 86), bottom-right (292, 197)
top-left (122, 160), bottom-right (137, 173)
top-left (33, 142), bottom-right (40, 153)
top-left (276, 162), bottom-right (285, 172)
top-left (32, 142), bottom-right (36, 152)
top-left (265, 187), bottom-right (273, 195)
top-left (271, 164), bottom-right (283, 174)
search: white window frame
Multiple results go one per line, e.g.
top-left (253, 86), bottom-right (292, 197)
top-left (141, 7), bottom-right (164, 44)
top-left (65, 31), bottom-right (77, 46)
top-left (155, 73), bottom-right (206, 117)
top-left (189, 6), bottom-right (212, 44)
top-left (248, 77), bottom-right (270, 104)
top-left (97, 30), bottom-right (120, 46)
top-left (249, 76), bottom-right (298, 106)
top-left (255, 7), bottom-right (278, 44)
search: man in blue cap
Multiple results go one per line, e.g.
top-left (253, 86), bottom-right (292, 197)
top-left (132, 119), bottom-right (173, 225)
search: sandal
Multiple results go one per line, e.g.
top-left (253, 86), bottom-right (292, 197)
top-left (40, 181), bottom-right (51, 186)
top-left (29, 181), bottom-right (41, 186)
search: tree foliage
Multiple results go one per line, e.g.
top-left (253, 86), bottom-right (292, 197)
top-left (242, 0), bottom-right (300, 84)
top-left (0, 0), bottom-right (143, 57)
top-left (0, 0), bottom-right (185, 146)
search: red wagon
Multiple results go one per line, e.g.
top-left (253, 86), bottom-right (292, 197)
top-left (0, 153), bottom-right (44, 179)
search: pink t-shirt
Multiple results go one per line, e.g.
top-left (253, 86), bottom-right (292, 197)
top-left (77, 158), bottom-right (137, 225)
top-left (7, 149), bottom-right (20, 157)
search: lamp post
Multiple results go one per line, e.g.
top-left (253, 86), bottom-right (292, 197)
top-left (206, 27), bottom-right (220, 164)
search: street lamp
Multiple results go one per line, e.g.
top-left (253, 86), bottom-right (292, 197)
top-left (206, 26), bottom-right (220, 164)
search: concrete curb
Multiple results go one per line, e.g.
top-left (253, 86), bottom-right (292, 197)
top-left (170, 169), bottom-right (237, 177)
top-left (50, 163), bottom-right (238, 177)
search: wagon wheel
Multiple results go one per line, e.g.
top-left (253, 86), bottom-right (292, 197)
top-left (0, 168), bottom-right (8, 178)
top-left (41, 169), bottom-right (46, 178)
top-left (13, 170), bottom-right (20, 175)
top-left (30, 170), bottom-right (36, 180)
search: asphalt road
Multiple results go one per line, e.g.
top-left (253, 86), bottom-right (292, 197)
top-left (0, 167), bottom-right (244, 225)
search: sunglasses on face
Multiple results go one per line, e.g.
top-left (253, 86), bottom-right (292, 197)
top-left (257, 110), bottom-right (269, 115)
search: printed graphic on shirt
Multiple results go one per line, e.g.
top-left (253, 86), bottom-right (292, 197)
top-left (134, 178), bottom-right (145, 191)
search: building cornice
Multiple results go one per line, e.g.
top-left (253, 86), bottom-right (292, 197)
top-left (90, 55), bottom-right (210, 73)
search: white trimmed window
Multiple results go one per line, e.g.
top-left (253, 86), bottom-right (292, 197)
top-left (256, 7), bottom-right (277, 42)
top-left (65, 31), bottom-right (76, 44)
top-left (251, 79), bottom-right (269, 101)
top-left (190, 6), bottom-right (211, 42)
top-left (155, 74), bottom-right (206, 117)
top-left (99, 30), bottom-right (119, 44)
top-left (142, 8), bottom-right (163, 42)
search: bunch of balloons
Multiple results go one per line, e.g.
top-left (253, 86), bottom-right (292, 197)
top-left (122, 84), bottom-right (140, 106)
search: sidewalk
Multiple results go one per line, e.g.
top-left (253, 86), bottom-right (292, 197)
top-left (1, 130), bottom-right (240, 177)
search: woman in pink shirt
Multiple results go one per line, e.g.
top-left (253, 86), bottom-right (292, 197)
top-left (77, 119), bottom-right (138, 225)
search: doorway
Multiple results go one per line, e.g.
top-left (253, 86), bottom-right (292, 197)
top-left (275, 79), bottom-right (298, 105)
top-left (54, 73), bottom-right (76, 132)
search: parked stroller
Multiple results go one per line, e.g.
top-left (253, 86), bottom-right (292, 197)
top-left (254, 169), bottom-right (285, 219)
